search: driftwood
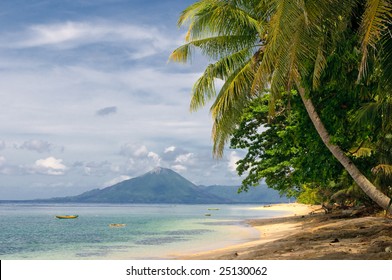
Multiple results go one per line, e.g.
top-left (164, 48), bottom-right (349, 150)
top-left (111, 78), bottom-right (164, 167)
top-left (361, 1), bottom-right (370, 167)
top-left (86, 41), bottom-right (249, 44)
top-left (309, 204), bottom-right (373, 218)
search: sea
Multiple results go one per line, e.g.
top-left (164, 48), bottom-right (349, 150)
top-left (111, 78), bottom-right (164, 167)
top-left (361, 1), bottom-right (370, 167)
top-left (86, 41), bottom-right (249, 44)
top-left (0, 203), bottom-right (288, 260)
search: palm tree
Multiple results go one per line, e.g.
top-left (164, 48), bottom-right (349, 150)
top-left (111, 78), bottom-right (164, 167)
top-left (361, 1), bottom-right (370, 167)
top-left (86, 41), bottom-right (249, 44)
top-left (170, 0), bottom-right (264, 154)
top-left (170, 0), bottom-right (392, 213)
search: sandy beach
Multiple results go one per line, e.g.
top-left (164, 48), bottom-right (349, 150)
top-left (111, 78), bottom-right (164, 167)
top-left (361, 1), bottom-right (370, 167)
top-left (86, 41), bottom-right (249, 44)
top-left (178, 203), bottom-right (392, 260)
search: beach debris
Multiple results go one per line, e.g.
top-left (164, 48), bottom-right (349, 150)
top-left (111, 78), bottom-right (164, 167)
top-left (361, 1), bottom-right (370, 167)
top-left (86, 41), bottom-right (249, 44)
top-left (322, 204), bottom-right (332, 213)
top-left (234, 252), bottom-right (239, 257)
top-left (330, 238), bottom-right (340, 243)
top-left (385, 246), bottom-right (392, 253)
top-left (310, 207), bottom-right (327, 215)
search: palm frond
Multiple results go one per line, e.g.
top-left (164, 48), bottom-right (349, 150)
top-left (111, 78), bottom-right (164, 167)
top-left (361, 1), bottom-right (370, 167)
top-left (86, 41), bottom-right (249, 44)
top-left (358, 0), bottom-right (392, 81)
top-left (351, 147), bottom-right (373, 157)
top-left (211, 92), bottom-right (251, 157)
top-left (180, 0), bottom-right (263, 41)
top-left (354, 101), bottom-right (381, 127)
top-left (178, 0), bottom-right (210, 26)
top-left (169, 44), bottom-right (193, 64)
top-left (189, 48), bottom-right (254, 111)
top-left (372, 164), bottom-right (392, 176)
top-left (210, 59), bottom-right (255, 156)
top-left (312, 43), bottom-right (327, 89)
top-left (210, 59), bottom-right (254, 118)
top-left (169, 35), bottom-right (256, 63)
top-left (379, 20), bottom-right (392, 86)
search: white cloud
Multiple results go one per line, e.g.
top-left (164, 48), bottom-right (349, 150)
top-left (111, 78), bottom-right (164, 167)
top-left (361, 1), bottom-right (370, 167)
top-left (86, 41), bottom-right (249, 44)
top-left (164, 146), bottom-right (176, 153)
top-left (135, 146), bottom-right (149, 157)
top-left (72, 160), bottom-right (112, 176)
top-left (172, 164), bottom-right (187, 172)
top-left (127, 47), bottom-right (158, 60)
top-left (103, 175), bottom-right (131, 187)
top-left (175, 153), bottom-right (194, 164)
top-left (120, 144), bottom-right (149, 157)
top-left (11, 21), bottom-right (175, 60)
top-left (119, 144), bottom-right (164, 175)
top-left (27, 22), bottom-right (86, 46)
top-left (147, 151), bottom-right (161, 166)
top-left (228, 151), bottom-right (241, 172)
top-left (33, 156), bottom-right (67, 175)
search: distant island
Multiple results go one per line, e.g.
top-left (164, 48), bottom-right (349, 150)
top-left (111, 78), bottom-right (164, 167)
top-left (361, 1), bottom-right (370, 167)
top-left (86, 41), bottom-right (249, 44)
top-left (3, 167), bottom-right (288, 204)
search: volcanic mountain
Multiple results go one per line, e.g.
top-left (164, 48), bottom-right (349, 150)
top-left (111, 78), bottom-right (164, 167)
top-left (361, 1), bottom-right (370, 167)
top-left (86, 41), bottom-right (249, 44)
top-left (48, 167), bottom-right (229, 203)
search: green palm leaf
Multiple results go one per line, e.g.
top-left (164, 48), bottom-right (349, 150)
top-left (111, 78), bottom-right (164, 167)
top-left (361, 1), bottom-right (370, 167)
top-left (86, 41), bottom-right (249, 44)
top-left (358, 0), bottom-right (392, 80)
top-left (189, 48), bottom-right (254, 110)
top-left (372, 164), bottom-right (392, 176)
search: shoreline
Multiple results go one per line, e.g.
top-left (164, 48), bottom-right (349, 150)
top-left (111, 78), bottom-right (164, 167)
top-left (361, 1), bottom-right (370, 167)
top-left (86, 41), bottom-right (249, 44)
top-left (175, 203), bottom-right (392, 260)
top-left (172, 203), bottom-right (320, 259)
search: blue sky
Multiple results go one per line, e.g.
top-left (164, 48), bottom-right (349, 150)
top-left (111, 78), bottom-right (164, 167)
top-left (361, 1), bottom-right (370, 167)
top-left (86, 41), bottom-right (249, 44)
top-left (0, 0), bottom-right (245, 199)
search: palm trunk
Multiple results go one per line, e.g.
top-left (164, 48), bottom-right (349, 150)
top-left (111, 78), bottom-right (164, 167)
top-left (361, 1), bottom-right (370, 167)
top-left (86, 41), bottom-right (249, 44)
top-left (297, 86), bottom-right (392, 214)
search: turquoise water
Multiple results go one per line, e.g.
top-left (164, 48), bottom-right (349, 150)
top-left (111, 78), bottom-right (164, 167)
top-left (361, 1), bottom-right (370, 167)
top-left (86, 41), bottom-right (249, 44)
top-left (0, 203), bottom-right (287, 259)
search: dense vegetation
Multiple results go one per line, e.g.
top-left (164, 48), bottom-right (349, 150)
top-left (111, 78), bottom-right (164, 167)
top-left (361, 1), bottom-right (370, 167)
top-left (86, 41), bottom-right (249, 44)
top-left (171, 0), bottom-right (392, 210)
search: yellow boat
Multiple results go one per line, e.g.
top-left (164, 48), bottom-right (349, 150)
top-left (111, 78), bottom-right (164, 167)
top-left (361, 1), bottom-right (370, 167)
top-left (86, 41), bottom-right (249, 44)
top-left (55, 215), bottom-right (79, 219)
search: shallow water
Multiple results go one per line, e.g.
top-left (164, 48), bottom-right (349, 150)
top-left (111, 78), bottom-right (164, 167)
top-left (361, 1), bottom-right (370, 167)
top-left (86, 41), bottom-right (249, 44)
top-left (0, 203), bottom-right (287, 259)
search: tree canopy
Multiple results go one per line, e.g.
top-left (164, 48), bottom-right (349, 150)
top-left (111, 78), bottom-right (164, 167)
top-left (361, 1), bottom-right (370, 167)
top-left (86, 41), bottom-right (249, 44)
top-left (171, 0), bottom-right (392, 211)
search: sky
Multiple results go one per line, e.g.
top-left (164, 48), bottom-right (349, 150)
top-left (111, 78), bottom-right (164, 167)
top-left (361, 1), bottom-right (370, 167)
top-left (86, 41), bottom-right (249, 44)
top-left (0, 0), bottom-right (246, 199)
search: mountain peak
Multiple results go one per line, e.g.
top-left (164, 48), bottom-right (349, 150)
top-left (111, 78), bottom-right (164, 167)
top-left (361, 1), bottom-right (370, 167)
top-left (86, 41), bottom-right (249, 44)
top-left (57, 166), bottom-right (227, 203)
top-left (33, 166), bottom-right (286, 203)
top-left (148, 167), bottom-right (171, 175)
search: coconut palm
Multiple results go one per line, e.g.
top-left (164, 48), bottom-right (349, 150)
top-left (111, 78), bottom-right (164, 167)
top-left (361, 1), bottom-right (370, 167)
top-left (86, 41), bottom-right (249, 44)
top-left (170, 0), bottom-right (392, 212)
top-left (170, 0), bottom-right (264, 154)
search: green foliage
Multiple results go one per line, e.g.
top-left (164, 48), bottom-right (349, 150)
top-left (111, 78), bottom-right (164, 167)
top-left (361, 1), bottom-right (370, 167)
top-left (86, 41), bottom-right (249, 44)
top-left (172, 0), bottom-right (392, 209)
top-left (230, 91), bottom-right (345, 202)
top-left (230, 30), bottom-right (391, 205)
top-left (296, 185), bottom-right (325, 205)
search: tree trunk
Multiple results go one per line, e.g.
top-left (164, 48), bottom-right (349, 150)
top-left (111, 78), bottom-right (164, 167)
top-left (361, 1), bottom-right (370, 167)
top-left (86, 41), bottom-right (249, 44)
top-left (297, 86), bottom-right (392, 214)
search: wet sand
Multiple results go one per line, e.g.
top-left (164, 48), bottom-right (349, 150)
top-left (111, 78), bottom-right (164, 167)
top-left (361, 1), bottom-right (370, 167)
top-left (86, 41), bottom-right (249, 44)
top-left (178, 203), bottom-right (392, 260)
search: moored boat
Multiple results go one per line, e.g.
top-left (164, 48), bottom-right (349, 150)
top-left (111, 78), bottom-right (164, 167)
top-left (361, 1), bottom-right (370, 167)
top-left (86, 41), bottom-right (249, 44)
top-left (109, 223), bottom-right (126, 228)
top-left (55, 215), bottom-right (79, 219)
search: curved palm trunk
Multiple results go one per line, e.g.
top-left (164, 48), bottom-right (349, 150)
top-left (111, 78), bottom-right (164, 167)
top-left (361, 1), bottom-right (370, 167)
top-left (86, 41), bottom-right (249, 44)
top-left (297, 86), bottom-right (392, 214)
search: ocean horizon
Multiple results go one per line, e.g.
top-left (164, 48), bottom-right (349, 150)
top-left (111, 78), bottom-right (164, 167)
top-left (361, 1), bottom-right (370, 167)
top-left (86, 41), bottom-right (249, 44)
top-left (0, 203), bottom-right (289, 259)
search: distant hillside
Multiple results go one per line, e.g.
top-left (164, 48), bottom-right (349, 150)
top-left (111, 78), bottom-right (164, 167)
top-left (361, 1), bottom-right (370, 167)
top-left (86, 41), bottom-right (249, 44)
top-left (199, 184), bottom-right (288, 203)
top-left (48, 167), bottom-right (229, 204)
top-left (32, 167), bottom-right (287, 204)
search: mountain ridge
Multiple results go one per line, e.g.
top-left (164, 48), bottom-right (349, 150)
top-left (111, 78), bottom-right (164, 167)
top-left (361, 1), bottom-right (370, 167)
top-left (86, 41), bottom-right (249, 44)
top-left (7, 167), bottom-right (287, 204)
top-left (45, 167), bottom-right (229, 204)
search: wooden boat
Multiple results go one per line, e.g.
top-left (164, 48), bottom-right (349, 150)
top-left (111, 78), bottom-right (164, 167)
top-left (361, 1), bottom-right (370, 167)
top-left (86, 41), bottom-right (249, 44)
top-left (109, 223), bottom-right (126, 228)
top-left (55, 215), bottom-right (78, 219)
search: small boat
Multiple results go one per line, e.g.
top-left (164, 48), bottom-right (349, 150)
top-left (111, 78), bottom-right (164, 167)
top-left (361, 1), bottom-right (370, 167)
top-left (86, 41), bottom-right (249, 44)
top-left (109, 223), bottom-right (126, 228)
top-left (207, 208), bottom-right (220, 210)
top-left (55, 215), bottom-right (78, 219)
top-left (204, 213), bottom-right (212, 216)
